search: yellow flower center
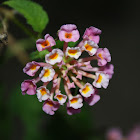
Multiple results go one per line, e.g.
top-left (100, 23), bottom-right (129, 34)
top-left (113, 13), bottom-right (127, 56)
top-left (49, 53), bottom-right (59, 60)
top-left (30, 65), bottom-right (37, 70)
top-left (70, 98), bottom-right (78, 104)
top-left (65, 33), bottom-right (72, 39)
top-left (68, 49), bottom-right (78, 55)
top-left (56, 95), bottom-right (63, 100)
top-left (98, 53), bottom-right (103, 59)
top-left (41, 40), bottom-right (50, 48)
top-left (82, 85), bottom-right (90, 94)
top-left (40, 88), bottom-right (47, 96)
top-left (96, 74), bottom-right (103, 83)
top-left (43, 69), bottom-right (50, 77)
top-left (47, 101), bottom-right (53, 106)
top-left (85, 44), bottom-right (93, 51)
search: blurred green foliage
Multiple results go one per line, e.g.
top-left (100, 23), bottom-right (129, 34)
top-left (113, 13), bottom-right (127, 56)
top-left (0, 83), bottom-right (43, 140)
top-left (5, 39), bottom-right (34, 61)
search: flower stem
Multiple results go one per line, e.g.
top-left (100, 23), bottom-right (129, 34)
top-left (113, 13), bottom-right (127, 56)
top-left (63, 42), bottom-right (68, 52)
top-left (78, 56), bottom-right (97, 62)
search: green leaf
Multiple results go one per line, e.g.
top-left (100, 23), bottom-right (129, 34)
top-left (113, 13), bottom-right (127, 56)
top-left (68, 41), bottom-right (78, 47)
top-left (53, 40), bottom-right (64, 49)
top-left (30, 51), bottom-right (40, 60)
top-left (4, 0), bottom-right (49, 33)
top-left (53, 40), bottom-right (79, 49)
top-left (30, 49), bottom-right (49, 60)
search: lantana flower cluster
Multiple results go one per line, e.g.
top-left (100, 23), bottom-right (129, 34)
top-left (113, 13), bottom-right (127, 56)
top-left (106, 125), bottom-right (140, 140)
top-left (21, 24), bottom-right (114, 115)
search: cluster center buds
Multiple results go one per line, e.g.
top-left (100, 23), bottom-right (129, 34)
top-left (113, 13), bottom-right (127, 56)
top-left (21, 24), bottom-right (114, 115)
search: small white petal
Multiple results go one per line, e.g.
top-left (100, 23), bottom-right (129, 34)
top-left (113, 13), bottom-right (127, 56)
top-left (82, 40), bottom-right (98, 56)
top-left (69, 94), bottom-right (83, 109)
top-left (39, 66), bottom-right (55, 82)
top-left (54, 93), bottom-right (67, 105)
top-left (36, 86), bottom-right (50, 102)
top-left (45, 49), bottom-right (64, 65)
top-left (66, 47), bottom-right (82, 59)
top-left (79, 83), bottom-right (94, 97)
top-left (93, 72), bottom-right (110, 89)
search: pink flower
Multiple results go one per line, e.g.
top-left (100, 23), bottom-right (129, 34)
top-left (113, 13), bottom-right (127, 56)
top-left (76, 72), bottom-right (82, 80)
top-left (36, 34), bottom-right (56, 52)
top-left (54, 91), bottom-right (67, 105)
top-left (84, 89), bottom-right (100, 106)
top-left (21, 80), bottom-right (37, 95)
top-left (106, 128), bottom-right (123, 140)
top-left (127, 125), bottom-right (140, 140)
top-left (42, 99), bottom-right (60, 115)
top-left (68, 94), bottom-right (83, 109)
top-left (39, 65), bottom-right (55, 82)
top-left (67, 82), bottom-right (76, 89)
top-left (45, 49), bottom-right (64, 65)
top-left (79, 83), bottom-right (95, 98)
top-left (83, 26), bottom-right (102, 44)
top-left (66, 103), bottom-right (81, 115)
top-left (93, 72), bottom-right (110, 89)
top-left (96, 48), bottom-right (111, 66)
top-left (23, 61), bottom-right (40, 76)
top-left (99, 64), bottom-right (114, 79)
top-left (58, 24), bottom-right (80, 42)
top-left (81, 40), bottom-right (99, 56)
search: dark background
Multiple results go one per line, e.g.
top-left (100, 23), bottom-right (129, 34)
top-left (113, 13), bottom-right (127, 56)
top-left (0, 0), bottom-right (140, 139)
